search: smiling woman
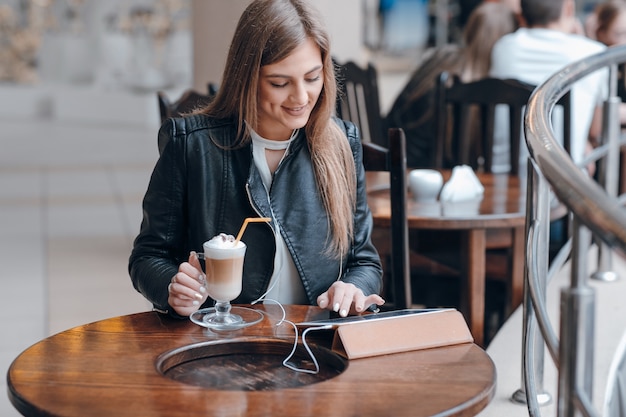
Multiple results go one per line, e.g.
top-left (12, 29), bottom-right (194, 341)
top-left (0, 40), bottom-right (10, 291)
top-left (128, 0), bottom-right (385, 321)
top-left (257, 38), bottom-right (324, 141)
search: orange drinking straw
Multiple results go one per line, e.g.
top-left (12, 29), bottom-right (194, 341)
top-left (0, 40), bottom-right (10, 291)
top-left (235, 217), bottom-right (272, 244)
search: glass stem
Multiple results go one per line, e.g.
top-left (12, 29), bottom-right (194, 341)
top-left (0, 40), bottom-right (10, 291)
top-left (214, 301), bottom-right (231, 317)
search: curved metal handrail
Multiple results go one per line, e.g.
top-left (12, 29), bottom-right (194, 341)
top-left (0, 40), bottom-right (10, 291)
top-left (525, 45), bottom-right (626, 251)
top-left (523, 44), bottom-right (626, 417)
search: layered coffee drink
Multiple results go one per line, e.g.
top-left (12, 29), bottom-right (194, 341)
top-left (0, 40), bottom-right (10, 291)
top-left (203, 233), bottom-right (246, 302)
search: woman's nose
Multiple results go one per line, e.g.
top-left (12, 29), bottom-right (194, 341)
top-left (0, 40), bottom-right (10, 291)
top-left (290, 81), bottom-right (308, 104)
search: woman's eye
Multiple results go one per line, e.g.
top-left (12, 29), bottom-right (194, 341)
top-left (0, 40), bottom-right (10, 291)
top-left (269, 75), bottom-right (320, 88)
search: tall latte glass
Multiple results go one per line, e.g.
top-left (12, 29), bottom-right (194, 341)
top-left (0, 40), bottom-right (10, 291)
top-left (197, 233), bottom-right (246, 328)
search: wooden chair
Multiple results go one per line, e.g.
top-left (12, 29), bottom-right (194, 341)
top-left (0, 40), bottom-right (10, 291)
top-left (434, 71), bottom-right (571, 174)
top-left (335, 60), bottom-right (386, 146)
top-left (362, 128), bottom-right (411, 309)
top-left (157, 83), bottom-right (218, 124)
top-left (423, 71), bottom-right (572, 321)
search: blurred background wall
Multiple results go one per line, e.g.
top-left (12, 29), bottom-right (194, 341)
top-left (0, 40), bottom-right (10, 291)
top-left (0, 0), bottom-right (606, 137)
top-left (190, 0), bottom-right (366, 91)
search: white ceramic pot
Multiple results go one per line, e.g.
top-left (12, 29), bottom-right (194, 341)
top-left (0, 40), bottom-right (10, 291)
top-left (408, 169), bottom-right (443, 202)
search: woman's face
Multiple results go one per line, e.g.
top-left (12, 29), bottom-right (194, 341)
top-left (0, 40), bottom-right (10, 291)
top-left (256, 37), bottom-right (324, 140)
top-left (598, 10), bottom-right (626, 46)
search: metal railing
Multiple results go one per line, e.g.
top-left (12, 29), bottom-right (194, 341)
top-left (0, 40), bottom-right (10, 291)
top-left (520, 44), bottom-right (626, 417)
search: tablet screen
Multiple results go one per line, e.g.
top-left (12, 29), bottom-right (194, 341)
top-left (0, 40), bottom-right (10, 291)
top-left (296, 308), bottom-right (452, 328)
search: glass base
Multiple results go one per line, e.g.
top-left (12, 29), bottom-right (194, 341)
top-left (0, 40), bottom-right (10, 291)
top-left (190, 306), bottom-right (264, 331)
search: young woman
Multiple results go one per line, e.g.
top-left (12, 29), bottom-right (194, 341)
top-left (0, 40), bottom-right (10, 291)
top-left (129, 0), bottom-right (384, 319)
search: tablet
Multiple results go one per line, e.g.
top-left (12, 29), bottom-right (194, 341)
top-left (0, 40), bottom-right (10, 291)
top-left (296, 308), bottom-right (452, 329)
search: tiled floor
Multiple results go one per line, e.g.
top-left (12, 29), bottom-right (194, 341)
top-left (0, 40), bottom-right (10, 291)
top-left (1, 116), bottom-right (155, 416)
top-left (478, 246), bottom-right (626, 417)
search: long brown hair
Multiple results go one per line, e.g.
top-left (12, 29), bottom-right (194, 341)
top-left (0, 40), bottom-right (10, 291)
top-left (202, 0), bottom-right (356, 258)
top-left (404, 1), bottom-right (518, 104)
top-left (461, 2), bottom-right (519, 81)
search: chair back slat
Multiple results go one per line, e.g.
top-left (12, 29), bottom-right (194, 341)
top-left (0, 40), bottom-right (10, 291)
top-left (434, 71), bottom-right (571, 175)
top-left (362, 128), bottom-right (411, 309)
top-left (336, 60), bottom-right (385, 146)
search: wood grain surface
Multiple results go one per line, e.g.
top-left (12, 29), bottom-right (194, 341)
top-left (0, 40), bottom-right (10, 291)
top-left (8, 305), bottom-right (496, 417)
top-left (367, 170), bottom-right (526, 346)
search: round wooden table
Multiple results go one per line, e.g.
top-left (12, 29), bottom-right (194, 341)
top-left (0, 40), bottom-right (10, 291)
top-left (8, 305), bottom-right (496, 417)
top-left (367, 170), bottom-right (527, 346)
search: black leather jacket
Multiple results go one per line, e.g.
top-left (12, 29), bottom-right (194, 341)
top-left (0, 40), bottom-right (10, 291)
top-left (128, 114), bottom-right (383, 316)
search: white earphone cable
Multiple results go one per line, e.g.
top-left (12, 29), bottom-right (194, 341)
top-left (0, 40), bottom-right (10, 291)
top-left (249, 212), bottom-right (343, 375)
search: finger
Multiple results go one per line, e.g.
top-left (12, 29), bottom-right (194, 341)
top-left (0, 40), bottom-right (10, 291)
top-left (169, 284), bottom-right (196, 301)
top-left (178, 262), bottom-right (203, 283)
top-left (175, 266), bottom-right (206, 295)
top-left (169, 276), bottom-right (205, 303)
top-left (168, 291), bottom-right (202, 318)
top-left (187, 252), bottom-right (207, 293)
top-left (317, 292), bottom-right (330, 309)
top-left (168, 283), bottom-right (195, 301)
top-left (337, 293), bottom-right (353, 318)
top-left (169, 293), bottom-right (202, 312)
top-left (363, 294), bottom-right (385, 309)
top-left (188, 251), bottom-right (203, 276)
top-left (330, 287), bottom-right (346, 314)
top-left (352, 291), bottom-right (368, 313)
top-left (360, 294), bottom-right (384, 307)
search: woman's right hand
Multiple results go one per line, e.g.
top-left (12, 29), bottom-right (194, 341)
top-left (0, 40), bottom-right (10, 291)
top-left (168, 251), bottom-right (209, 316)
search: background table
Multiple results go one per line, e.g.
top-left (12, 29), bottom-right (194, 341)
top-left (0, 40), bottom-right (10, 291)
top-left (8, 305), bottom-right (496, 417)
top-left (367, 170), bottom-right (526, 347)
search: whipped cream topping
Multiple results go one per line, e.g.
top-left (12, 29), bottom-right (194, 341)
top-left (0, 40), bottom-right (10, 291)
top-left (205, 233), bottom-right (245, 249)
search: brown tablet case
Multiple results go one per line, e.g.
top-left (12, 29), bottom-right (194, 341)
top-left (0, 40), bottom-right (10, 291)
top-left (331, 309), bottom-right (474, 359)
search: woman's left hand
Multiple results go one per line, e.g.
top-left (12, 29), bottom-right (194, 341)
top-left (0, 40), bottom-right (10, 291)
top-left (316, 281), bottom-right (385, 317)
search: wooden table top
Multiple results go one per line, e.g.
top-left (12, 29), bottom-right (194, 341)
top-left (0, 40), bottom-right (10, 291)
top-left (366, 170), bottom-right (526, 229)
top-left (8, 305), bottom-right (496, 417)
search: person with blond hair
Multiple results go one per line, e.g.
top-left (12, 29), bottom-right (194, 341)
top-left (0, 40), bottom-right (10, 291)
top-left (383, 1), bottom-right (519, 167)
top-left (129, 0), bottom-right (384, 319)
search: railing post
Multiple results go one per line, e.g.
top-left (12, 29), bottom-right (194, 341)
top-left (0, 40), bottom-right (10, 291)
top-left (592, 65), bottom-right (620, 282)
top-left (557, 217), bottom-right (596, 417)
top-left (511, 160), bottom-right (552, 407)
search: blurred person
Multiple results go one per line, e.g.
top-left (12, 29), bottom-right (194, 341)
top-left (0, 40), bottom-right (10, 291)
top-left (457, 1), bottom-right (523, 40)
top-left (491, 0), bottom-right (524, 26)
top-left (129, 0), bottom-right (385, 319)
top-left (498, 0), bottom-right (521, 14)
top-left (383, 2), bottom-right (519, 167)
top-left (489, 0), bottom-right (608, 175)
top-left (595, 0), bottom-right (626, 46)
top-left (594, 0), bottom-right (626, 101)
top-left (457, 0), bottom-right (485, 28)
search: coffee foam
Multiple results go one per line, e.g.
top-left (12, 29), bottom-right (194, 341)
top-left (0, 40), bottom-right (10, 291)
top-left (203, 233), bottom-right (246, 259)
top-left (205, 233), bottom-right (244, 249)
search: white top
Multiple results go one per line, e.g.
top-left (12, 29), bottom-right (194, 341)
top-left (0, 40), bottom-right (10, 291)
top-left (489, 28), bottom-right (608, 174)
top-left (249, 128), bottom-right (308, 304)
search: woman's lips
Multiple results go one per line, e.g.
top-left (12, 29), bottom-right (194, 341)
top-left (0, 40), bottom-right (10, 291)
top-left (283, 105), bottom-right (307, 116)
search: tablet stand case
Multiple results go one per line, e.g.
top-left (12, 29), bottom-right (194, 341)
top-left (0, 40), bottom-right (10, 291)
top-left (331, 309), bottom-right (474, 359)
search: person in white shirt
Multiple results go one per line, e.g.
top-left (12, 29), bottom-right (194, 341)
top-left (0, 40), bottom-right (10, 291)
top-left (489, 0), bottom-right (607, 175)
